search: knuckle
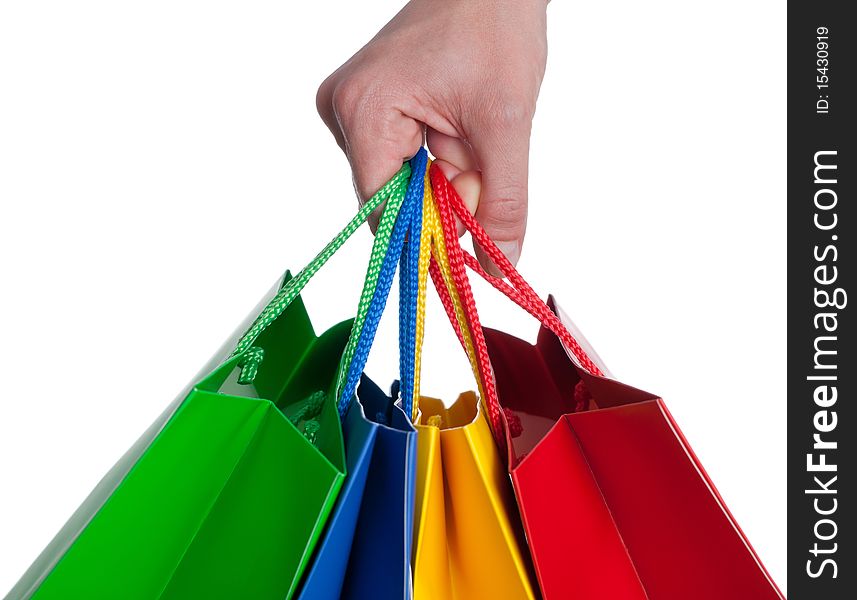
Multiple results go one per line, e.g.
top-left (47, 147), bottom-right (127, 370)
top-left (483, 194), bottom-right (528, 237)
top-left (315, 74), bottom-right (337, 116)
top-left (331, 79), bottom-right (367, 120)
top-left (483, 91), bottom-right (535, 128)
top-left (334, 86), bottom-right (416, 151)
top-left (330, 78), bottom-right (396, 134)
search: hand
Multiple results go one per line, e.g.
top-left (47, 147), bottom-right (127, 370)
top-left (316, 0), bottom-right (548, 274)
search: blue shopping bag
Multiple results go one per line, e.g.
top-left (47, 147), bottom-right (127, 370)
top-left (296, 148), bottom-right (426, 599)
top-left (294, 399), bottom-right (377, 599)
top-left (297, 376), bottom-right (417, 600)
top-left (340, 376), bottom-right (417, 599)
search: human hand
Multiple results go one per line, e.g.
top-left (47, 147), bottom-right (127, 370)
top-left (316, 0), bottom-right (548, 274)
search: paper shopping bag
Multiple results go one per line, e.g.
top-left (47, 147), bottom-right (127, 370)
top-left (296, 377), bottom-right (417, 600)
top-left (406, 168), bottom-right (538, 600)
top-left (336, 148), bottom-right (422, 600)
top-left (484, 299), bottom-right (784, 600)
top-left (427, 162), bottom-right (784, 600)
top-left (297, 149), bottom-right (426, 600)
top-left (10, 283), bottom-right (350, 600)
top-left (340, 378), bottom-right (417, 598)
top-left (412, 393), bottom-right (538, 600)
top-left (7, 163), bottom-right (413, 600)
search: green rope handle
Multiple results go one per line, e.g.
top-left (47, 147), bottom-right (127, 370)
top-left (333, 170), bottom-right (410, 404)
top-left (287, 390), bottom-right (326, 445)
top-left (230, 163), bottom-right (411, 361)
top-left (236, 346), bottom-right (265, 385)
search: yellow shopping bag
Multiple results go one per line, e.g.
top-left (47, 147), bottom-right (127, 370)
top-left (408, 170), bottom-right (538, 599)
top-left (412, 393), bottom-right (537, 600)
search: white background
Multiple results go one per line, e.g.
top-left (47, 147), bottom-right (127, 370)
top-left (0, 0), bottom-right (786, 595)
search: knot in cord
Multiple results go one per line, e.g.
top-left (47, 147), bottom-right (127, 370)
top-left (289, 390), bottom-right (326, 446)
top-left (574, 379), bottom-right (592, 413)
top-left (303, 420), bottom-right (320, 446)
top-left (237, 346), bottom-right (265, 385)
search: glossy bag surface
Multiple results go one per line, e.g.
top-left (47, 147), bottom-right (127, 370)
top-left (295, 388), bottom-right (377, 600)
top-left (9, 280), bottom-right (349, 600)
top-left (298, 151), bottom-right (426, 600)
top-left (485, 298), bottom-right (784, 600)
top-left (298, 384), bottom-right (417, 600)
top-left (403, 163), bottom-right (538, 600)
top-left (296, 377), bottom-right (417, 600)
top-left (412, 393), bottom-right (538, 600)
top-left (424, 163), bottom-right (784, 600)
top-left (7, 163), bottom-right (415, 600)
top-left (340, 378), bottom-right (417, 599)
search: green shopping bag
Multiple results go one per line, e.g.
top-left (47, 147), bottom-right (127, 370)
top-left (6, 165), bottom-right (412, 600)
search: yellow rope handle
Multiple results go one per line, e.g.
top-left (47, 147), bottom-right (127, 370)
top-left (411, 165), bottom-right (486, 421)
top-left (411, 163), bottom-right (433, 421)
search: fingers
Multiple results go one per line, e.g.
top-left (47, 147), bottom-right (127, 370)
top-left (426, 128), bottom-right (477, 174)
top-left (342, 105), bottom-right (424, 208)
top-left (433, 160), bottom-right (480, 237)
top-left (317, 75), bottom-right (423, 230)
top-left (318, 77), bottom-right (533, 259)
top-left (429, 121), bottom-right (531, 275)
top-left (467, 109), bottom-right (532, 276)
top-left (428, 128), bottom-right (480, 236)
top-left (316, 72), bottom-right (347, 152)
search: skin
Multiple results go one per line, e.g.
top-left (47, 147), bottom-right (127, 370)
top-left (316, 0), bottom-right (548, 275)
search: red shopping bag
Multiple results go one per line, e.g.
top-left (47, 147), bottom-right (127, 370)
top-left (428, 164), bottom-right (785, 600)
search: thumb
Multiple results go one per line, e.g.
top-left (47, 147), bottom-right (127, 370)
top-left (468, 117), bottom-right (531, 276)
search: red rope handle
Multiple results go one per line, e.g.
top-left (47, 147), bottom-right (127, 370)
top-left (429, 164), bottom-right (604, 378)
top-left (429, 257), bottom-right (466, 349)
top-left (430, 244), bottom-right (508, 451)
top-left (430, 170), bottom-right (508, 446)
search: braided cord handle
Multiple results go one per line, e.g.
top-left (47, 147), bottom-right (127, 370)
top-left (425, 173), bottom-right (506, 448)
top-left (398, 156), bottom-right (429, 419)
top-left (405, 166), bottom-right (501, 451)
top-left (407, 166), bottom-right (434, 420)
top-left (402, 156), bottom-right (484, 421)
top-left (336, 149), bottom-right (428, 416)
top-left (428, 164), bottom-right (604, 377)
top-left (398, 158), bottom-right (486, 420)
top-left (231, 164), bottom-right (411, 360)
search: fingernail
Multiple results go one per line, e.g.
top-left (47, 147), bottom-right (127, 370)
top-left (496, 240), bottom-right (521, 266)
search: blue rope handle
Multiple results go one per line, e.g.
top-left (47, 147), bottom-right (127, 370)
top-left (336, 148), bottom-right (428, 417)
top-left (399, 159), bottom-right (423, 419)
